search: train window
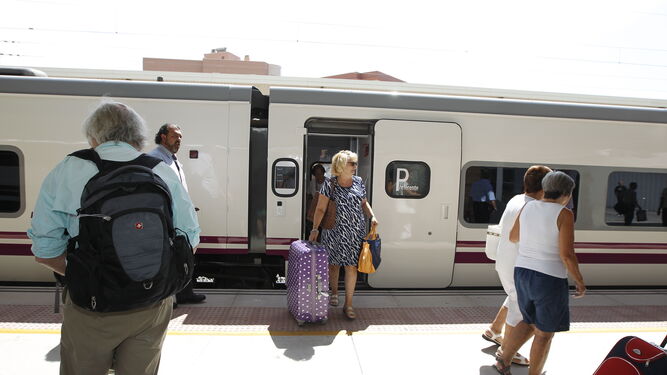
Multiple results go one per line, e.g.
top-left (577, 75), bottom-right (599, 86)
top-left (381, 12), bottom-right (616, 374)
top-left (606, 171), bottom-right (667, 227)
top-left (385, 161), bottom-right (430, 199)
top-left (463, 165), bottom-right (580, 225)
top-left (271, 158), bottom-right (299, 197)
top-left (0, 148), bottom-right (22, 215)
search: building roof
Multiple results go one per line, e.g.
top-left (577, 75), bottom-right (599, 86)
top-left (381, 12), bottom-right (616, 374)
top-left (324, 71), bottom-right (404, 82)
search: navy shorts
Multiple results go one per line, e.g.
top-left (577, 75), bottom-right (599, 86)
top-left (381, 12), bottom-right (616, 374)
top-left (514, 267), bottom-right (570, 332)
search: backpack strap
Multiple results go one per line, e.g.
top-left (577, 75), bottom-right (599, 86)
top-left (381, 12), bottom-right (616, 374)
top-left (133, 154), bottom-right (162, 169)
top-left (69, 149), bottom-right (162, 172)
top-left (69, 148), bottom-right (103, 170)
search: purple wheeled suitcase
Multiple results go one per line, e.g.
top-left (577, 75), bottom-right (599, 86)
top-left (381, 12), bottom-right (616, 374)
top-left (287, 240), bottom-right (329, 325)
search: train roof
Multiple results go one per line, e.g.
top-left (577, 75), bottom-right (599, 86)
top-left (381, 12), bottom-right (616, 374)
top-left (270, 87), bottom-right (667, 124)
top-left (32, 66), bottom-right (667, 109)
top-left (1, 68), bottom-right (666, 124)
top-left (0, 75), bottom-right (253, 102)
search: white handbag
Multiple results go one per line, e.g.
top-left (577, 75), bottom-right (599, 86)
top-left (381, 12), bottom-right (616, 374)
top-left (485, 224), bottom-right (501, 261)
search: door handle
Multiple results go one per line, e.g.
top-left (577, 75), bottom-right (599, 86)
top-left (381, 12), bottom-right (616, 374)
top-left (441, 204), bottom-right (449, 220)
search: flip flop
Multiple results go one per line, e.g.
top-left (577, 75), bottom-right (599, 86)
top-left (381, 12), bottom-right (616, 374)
top-left (493, 354), bottom-right (512, 375)
top-left (343, 306), bottom-right (356, 320)
top-left (496, 348), bottom-right (529, 366)
top-left (329, 294), bottom-right (339, 306)
top-left (482, 329), bottom-right (503, 346)
top-left (493, 362), bottom-right (512, 375)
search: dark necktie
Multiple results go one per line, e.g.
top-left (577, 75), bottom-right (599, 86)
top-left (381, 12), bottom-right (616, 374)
top-left (172, 154), bottom-right (183, 183)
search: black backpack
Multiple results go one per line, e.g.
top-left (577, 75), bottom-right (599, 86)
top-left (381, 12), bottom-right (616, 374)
top-left (65, 149), bottom-right (194, 312)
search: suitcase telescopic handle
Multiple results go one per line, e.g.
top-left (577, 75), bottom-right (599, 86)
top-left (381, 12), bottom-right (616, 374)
top-left (316, 275), bottom-right (329, 299)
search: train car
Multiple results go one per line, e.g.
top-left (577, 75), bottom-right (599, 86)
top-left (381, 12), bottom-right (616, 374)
top-left (1, 72), bottom-right (666, 288)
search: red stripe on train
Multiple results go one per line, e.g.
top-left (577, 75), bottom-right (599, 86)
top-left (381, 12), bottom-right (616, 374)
top-left (0, 244), bottom-right (32, 255)
top-left (456, 241), bottom-right (667, 250)
top-left (0, 232), bottom-right (30, 240)
top-left (454, 252), bottom-right (667, 264)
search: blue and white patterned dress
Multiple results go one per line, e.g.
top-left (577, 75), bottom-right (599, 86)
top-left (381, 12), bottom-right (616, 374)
top-left (320, 176), bottom-right (367, 266)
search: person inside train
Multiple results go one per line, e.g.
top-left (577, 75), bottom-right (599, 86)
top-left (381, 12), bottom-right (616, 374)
top-left (613, 180), bottom-right (626, 215)
top-left (621, 182), bottom-right (641, 226)
top-left (149, 123), bottom-right (206, 305)
top-left (470, 169), bottom-right (497, 223)
top-left (308, 150), bottom-right (378, 320)
top-left (483, 165), bottom-right (552, 367)
top-left (305, 163), bottom-right (326, 238)
top-left (658, 187), bottom-right (667, 226)
top-left (494, 171), bottom-right (586, 375)
top-left (27, 101), bottom-right (200, 375)
top-left (306, 164), bottom-right (326, 222)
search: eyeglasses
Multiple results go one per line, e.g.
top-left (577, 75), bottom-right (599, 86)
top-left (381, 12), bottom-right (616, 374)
top-left (348, 161), bottom-right (358, 166)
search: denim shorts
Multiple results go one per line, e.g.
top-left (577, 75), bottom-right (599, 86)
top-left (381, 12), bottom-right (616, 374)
top-left (514, 267), bottom-right (570, 332)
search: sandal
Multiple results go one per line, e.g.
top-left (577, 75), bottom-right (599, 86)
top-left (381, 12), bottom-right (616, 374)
top-left (329, 294), bottom-right (339, 307)
top-left (482, 329), bottom-right (503, 346)
top-left (493, 354), bottom-right (512, 375)
top-left (496, 348), bottom-right (529, 366)
top-left (343, 306), bottom-right (356, 320)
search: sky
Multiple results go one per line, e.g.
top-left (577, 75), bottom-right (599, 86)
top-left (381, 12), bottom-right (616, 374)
top-left (2, 0), bottom-right (667, 100)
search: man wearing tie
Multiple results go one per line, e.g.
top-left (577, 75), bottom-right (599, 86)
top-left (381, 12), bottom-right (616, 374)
top-left (149, 123), bottom-right (206, 305)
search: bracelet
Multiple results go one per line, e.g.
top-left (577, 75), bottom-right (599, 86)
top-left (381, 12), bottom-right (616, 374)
top-left (311, 229), bottom-right (319, 233)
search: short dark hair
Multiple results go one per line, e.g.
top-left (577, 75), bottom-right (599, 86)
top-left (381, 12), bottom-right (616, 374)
top-left (523, 165), bottom-right (551, 193)
top-left (154, 123), bottom-right (180, 144)
top-left (310, 163), bottom-right (325, 176)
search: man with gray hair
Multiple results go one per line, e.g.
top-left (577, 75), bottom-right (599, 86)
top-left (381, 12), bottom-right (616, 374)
top-left (28, 101), bottom-right (200, 375)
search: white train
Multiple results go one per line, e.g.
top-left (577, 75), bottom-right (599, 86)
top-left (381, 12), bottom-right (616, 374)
top-left (1, 69), bottom-right (666, 288)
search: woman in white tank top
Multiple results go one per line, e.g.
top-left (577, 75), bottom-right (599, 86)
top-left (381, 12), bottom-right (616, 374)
top-left (494, 171), bottom-right (586, 375)
top-left (483, 166), bottom-right (551, 367)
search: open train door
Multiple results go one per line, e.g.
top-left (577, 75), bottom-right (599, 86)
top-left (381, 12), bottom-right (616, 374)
top-left (369, 120), bottom-right (461, 288)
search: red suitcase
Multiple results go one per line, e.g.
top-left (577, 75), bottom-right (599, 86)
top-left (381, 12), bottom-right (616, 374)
top-left (593, 335), bottom-right (667, 375)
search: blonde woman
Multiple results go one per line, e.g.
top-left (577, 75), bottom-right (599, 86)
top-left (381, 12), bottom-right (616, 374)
top-left (309, 150), bottom-right (378, 319)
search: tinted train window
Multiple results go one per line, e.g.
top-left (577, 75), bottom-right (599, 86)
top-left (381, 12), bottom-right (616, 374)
top-left (272, 158), bottom-right (299, 197)
top-left (385, 161), bottom-right (430, 199)
top-left (463, 166), bottom-right (580, 224)
top-left (0, 149), bottom-right (21, 213)
top-left (606, 171), bottom-right (667, 227)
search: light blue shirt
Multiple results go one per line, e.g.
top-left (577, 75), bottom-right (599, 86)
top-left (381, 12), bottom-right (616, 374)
top-left (147, 144), bottom-right (188, 192)
top-left (27, 141), bottom-right (200, 258)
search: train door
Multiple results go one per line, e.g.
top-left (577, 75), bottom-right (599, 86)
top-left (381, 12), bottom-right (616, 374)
top-left (369, 120), bottom-right (461, 288)
top-left (302, 120), bottom-right (374, 239)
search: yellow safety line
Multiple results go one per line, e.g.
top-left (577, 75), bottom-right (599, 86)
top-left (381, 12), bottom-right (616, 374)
top-left (0, 329), bottom-right (61, 334)
top-left (2, 326), bottom-right (665, 336)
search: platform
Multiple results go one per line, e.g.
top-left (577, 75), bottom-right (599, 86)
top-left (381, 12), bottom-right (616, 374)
top-left (0, 287), bottom-right (666, 374)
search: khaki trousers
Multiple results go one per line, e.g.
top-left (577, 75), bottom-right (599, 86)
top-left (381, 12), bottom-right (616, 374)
top-left (60, 294), bottom-right (173, 375)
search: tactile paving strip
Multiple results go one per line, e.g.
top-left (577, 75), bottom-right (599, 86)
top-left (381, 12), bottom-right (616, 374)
top-left (1, 304), bottom-right (665, 335)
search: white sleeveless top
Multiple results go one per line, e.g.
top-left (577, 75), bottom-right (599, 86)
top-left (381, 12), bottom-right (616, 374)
top-left (515, 200), bottom-right (567, 278)
top-left (495, 194), bottom-right (534, 272)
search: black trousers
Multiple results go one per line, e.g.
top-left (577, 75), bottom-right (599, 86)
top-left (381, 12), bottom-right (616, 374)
top-left (623, 208), bottom-right (634, 225)
top-left (472, 202), bottom-right (492, 223)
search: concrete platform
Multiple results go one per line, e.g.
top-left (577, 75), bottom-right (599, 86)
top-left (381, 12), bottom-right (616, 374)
top-left (0, 288), bottom-right (665, 374)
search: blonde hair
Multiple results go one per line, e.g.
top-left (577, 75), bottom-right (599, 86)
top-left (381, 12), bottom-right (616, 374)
top-left (330, 150), bottom-right (358, 177)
